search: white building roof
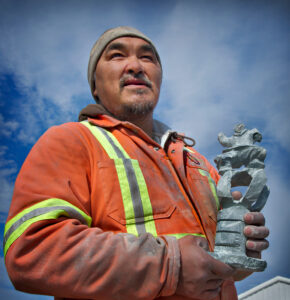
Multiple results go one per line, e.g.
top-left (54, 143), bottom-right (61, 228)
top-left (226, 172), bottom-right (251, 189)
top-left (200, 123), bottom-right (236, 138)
top-left (238, 276), bottom-right (290, 300)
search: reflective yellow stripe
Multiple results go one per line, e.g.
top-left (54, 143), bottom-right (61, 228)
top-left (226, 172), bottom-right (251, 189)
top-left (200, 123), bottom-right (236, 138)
top-left (4, 198), bottom-right (92, 257)
top-left (114, 159), bottom-right (138, 236)
top-left (132, 160), bottom-right (157, 236)
top-left (104, 129), bottom-right (130, 159)
top-left (81, 121), bottom-right (157, 236)
top-left (198, 169), bottom-right (220, 210)
top-left (81, 121), bottom-right (120, 159)
top-left (167, 233), bottom-right (206, 239)
top-left (82, 121), bottom-right (139, 235)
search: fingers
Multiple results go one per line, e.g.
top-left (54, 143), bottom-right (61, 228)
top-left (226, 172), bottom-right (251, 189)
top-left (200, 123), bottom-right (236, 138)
top-left (246, 239), bottom-right (269, 252)
top-left (200, 288), bottom-right (222, 300)
top-left (246, 250), bottom-right (261, 259)
top-left (244, 212), bottom-right (265, 226)
top-left (244, 225), bottom-right (269, 239)
top-left (200, 278), bottom-right (225, 299)
top-left (206, 279), bottom-right (223, 290)
top-left (244, 213), bottom-right (269, 256)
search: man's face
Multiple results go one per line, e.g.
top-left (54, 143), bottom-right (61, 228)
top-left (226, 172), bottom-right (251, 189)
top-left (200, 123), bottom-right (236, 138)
top-left (93, 37), bottom-right (162, 120)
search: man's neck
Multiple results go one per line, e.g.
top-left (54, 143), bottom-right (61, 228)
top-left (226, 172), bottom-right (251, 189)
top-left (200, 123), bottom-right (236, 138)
top-left (126, 114), bottom-right (154, 138)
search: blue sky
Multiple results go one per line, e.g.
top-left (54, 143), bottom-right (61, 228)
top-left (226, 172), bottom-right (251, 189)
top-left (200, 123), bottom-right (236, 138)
top-left (0, 0), bottom-right (289, 298)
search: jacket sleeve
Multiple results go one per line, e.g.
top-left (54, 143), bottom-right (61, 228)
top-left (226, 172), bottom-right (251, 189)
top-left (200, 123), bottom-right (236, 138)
top-left (4, 123), bottom-right (180, 300)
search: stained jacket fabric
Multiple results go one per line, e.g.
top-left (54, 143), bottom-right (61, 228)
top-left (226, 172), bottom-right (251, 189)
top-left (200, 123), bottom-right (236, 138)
top-left (4, 113), bottom-right (237, 300)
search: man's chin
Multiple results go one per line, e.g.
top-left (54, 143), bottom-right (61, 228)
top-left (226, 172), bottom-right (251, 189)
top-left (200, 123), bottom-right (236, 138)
top-left (117, 101), bottom-right (155, 121)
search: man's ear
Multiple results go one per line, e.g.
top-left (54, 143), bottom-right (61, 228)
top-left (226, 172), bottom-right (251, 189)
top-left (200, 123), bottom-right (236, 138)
top-left (93, 85), bottom-right (101, 104)
top-left (93, 86), bottom-right (98, 98)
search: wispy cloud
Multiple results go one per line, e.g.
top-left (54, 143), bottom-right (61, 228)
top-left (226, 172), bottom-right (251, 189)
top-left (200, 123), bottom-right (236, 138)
top-left (0, 146), bottom-right (17, 219)
top-left (0, 114), bottom-right (19, 138)
top-left (0, 0), bottom-right (150, 143)
top-left (0, 1), bottom-right (288, 151)
top-left (156, 1), bottom-right (290, 154)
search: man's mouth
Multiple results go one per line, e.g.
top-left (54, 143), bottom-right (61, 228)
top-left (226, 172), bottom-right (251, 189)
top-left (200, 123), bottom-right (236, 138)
top-left (121, 77), bottom-right (152, 89)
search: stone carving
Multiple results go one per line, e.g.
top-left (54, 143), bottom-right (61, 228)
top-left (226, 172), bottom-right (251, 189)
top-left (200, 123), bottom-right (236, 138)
top-left (211, 123), bottom-right (270, 271)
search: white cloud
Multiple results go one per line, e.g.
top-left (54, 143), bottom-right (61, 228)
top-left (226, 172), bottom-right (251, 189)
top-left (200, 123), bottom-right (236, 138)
top-left (0, 114), bottom-right (19, 138)
top-left (0, 173), bottom-right (15, 217)
top-left (0, 146), bottom-right (17, 217)
top-left (0, 0), bottom-right (152, 144)
top-left (155, 1), bottom-right (290, 154)
top-left (0, 0), bottom-right (288, 152)
top-left (0, 145), bottom-right (8, 157)
top-left (262, 163), bottom-right (290, 262)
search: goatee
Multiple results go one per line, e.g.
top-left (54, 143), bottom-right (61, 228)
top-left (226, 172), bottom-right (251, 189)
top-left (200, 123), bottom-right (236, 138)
top-left (119, 100), bottom-right (155, 121)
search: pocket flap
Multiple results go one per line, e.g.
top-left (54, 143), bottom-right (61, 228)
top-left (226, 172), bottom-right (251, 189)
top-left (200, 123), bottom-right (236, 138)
top-left (108, 205), bottom-right (176, 226)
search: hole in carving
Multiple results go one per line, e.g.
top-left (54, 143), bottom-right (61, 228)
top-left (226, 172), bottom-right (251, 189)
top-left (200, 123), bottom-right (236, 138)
top-left (231, 171), bottom-right (252, 187)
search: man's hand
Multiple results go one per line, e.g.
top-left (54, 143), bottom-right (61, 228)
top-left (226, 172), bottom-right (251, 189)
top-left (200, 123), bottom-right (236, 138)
top-left (176, 235), bottom-right (235, 300)
top-left (243, 212), bottom-right (269, 258)
top-left (231, 191), bottom-right (269, 259)
top-left (233, 211), bottom-right (270, 281)
top-left (231, 191), bottom-right (270, 281)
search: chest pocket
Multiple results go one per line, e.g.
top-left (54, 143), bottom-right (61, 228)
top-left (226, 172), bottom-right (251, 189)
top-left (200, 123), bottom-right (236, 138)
top-left (81, 121), bottom-right (158, 237)
top-left (184, 149), bottom-right (220, 213)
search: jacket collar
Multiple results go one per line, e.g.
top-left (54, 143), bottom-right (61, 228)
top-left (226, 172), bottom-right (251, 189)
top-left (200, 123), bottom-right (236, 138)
top-left (79, 104), bottom-right (172, 147)
top-left (86, 114), bottom-right (172, 148)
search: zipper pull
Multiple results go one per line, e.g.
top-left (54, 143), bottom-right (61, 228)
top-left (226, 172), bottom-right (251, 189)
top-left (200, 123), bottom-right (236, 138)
top-left (171, 132), bottom-right (196, 147)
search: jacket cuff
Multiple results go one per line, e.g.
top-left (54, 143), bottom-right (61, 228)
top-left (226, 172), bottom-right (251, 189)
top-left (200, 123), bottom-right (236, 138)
top-left (159, 235), bottom-right (180, 297)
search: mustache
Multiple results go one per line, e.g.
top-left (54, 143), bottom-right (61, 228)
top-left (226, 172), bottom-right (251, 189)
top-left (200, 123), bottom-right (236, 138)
top-left (120, 74), bottom-right (153, 89)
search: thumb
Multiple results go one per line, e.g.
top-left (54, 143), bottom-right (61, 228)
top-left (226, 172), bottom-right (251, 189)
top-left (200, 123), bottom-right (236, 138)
top-left (210, 256), bottom-right (235, 279)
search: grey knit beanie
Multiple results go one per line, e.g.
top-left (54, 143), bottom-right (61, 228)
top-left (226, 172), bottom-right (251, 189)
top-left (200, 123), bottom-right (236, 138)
top-left (88, 26), bottom-right (162, 101)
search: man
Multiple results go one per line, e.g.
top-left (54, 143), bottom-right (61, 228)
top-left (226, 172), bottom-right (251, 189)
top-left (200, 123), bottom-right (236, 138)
top-left (4, 26), bottom-right (269, 300)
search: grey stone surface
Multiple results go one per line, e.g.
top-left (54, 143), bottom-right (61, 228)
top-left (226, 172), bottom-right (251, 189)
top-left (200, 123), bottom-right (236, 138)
top-left (210, 124), bottom-right (269, 271)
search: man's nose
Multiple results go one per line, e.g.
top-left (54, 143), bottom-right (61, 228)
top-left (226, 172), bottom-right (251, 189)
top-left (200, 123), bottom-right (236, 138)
top-left (124, 56), bottom-right (144, 75)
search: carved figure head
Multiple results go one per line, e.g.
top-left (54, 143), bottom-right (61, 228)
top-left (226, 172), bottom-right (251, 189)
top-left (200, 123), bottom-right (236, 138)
top-left (234, 123), bottom-right (246, 135)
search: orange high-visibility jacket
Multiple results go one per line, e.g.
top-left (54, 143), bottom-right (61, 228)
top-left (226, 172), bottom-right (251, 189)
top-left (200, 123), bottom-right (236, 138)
top-left (4, 115), bottom-right (237, 300)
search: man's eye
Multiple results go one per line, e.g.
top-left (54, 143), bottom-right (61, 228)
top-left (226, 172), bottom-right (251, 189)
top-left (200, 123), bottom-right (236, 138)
top-left (110, 53), bottom-right (123, 59)
top-left (141, 55), bottom-right (154, 61)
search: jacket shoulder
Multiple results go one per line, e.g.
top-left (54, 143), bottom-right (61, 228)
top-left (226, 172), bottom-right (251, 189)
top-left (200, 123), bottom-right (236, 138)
top-left (36, 122), bottom-right (99, 151)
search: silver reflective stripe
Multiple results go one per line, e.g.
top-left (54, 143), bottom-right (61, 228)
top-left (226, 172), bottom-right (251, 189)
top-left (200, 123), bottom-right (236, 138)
top-left (123, 159), bottom-right (145, 234)
top-left (98, 126), bottom-right (126, 159)
top-left (3, 206), bottom-right (87, 247)
top-left (98, 127), bottom-right (146, 235)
